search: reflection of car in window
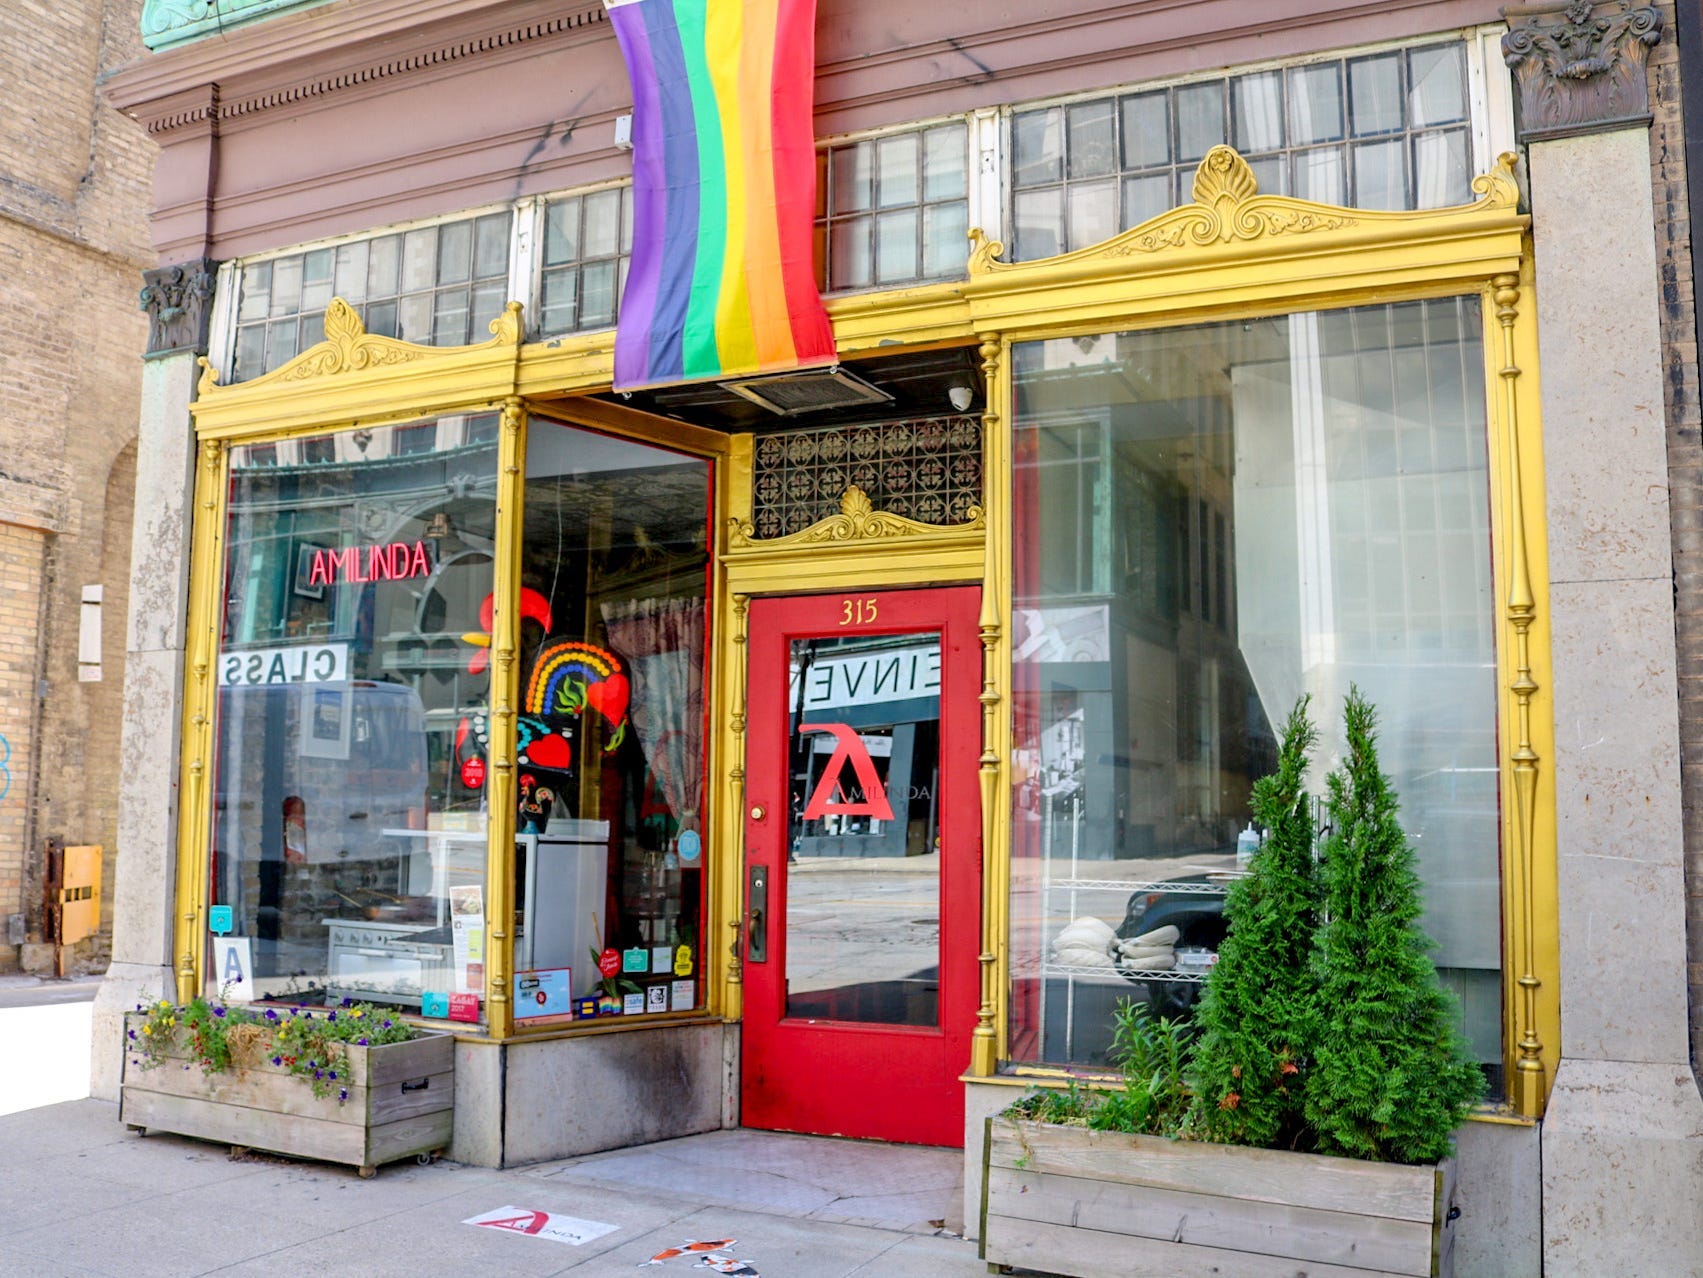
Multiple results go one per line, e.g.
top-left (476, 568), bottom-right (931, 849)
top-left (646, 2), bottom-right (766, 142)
top-left (1116, 874), bottom-right (1229, 1014)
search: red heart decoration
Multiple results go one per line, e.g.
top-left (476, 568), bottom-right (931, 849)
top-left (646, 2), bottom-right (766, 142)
top-left (525, 733), bottom-right (573, 769)
top-left (585, 673), bottom-right (629, 728)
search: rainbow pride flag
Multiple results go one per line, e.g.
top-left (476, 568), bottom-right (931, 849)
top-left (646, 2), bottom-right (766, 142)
top-left (605, 0), bottom-right (835, 390)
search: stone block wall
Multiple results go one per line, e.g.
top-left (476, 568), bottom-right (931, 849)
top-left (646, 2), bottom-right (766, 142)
top-left (1658, 0), bottom-right (1703, 1073)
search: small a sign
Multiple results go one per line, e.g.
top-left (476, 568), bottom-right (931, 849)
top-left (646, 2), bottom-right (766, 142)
top-left (622, 946), bottom-right (648, 974)
top-left (575, 996), bottom-right (600, 1019)
top-left (645, 984), bottom-right (667, 1013)
top-left (673, 945), bottom-right (694, 977)
top-left (461, 757), bottom-right (487, 789)
top-left (211, 936), bottom-right (254, 1001)
top-left (463, 1206), bottom-right (618, 1247)
top-left (671, 979), bottom-right (695, 1012)
top-left (622, 991), bottom-right (645, 1016)
top-left (448, 993), bottom-right (480, 1023)
top-left (208, 905), bottom-right (233, 936)
top-left (650, 946), bottom-right (672, 974)
top-left (598, 948), bottom-right (620, 978)
top-left (421, 991), bottom-right (450, 1019)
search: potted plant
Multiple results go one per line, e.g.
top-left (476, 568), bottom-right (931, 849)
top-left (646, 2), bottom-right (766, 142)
top-left (982, 692), bottom-right (1482, 1277)
top-left (121, 997), bottom-right (454, 1178)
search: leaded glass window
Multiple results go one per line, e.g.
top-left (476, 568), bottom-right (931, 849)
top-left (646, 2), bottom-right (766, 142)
top-left (537, 186), bottom-right (635, 337)
top-left (1009, 42), bottom-right (1472, 261)
top-left (230, 211), bottom-right (512, 382)
top-left (816, 122), bottom-right (971, 292)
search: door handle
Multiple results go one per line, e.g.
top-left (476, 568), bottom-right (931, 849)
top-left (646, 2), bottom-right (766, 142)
top-left (747, 864), bottom-right (768, 964)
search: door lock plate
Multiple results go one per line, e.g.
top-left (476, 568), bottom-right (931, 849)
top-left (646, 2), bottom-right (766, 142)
top-left (747, 864), bottom-right (768, 963)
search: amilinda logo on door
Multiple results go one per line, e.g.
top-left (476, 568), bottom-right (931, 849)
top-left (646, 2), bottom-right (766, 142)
top-left (798, 723), bottom-right (894, 820)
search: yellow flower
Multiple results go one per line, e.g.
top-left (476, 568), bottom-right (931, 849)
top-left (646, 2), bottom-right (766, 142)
top-left (142, 1026), bottom-right (152, 1036)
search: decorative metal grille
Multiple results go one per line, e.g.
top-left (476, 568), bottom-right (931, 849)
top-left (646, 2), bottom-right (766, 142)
top-left (750, 416), bottom-right (983, 538)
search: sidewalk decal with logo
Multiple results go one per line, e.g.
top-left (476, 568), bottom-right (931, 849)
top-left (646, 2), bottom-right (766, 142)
top-left (462, 1206), bottom-right (618, 1247)
top-left (642, 1238), bottom-right (757, 1273)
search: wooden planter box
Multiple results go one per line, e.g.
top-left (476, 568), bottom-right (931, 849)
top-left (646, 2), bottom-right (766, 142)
top-left (981, 1116), bottom-right (1457, 1278)
top-left (120, 1014), bottom-right (454, 1177)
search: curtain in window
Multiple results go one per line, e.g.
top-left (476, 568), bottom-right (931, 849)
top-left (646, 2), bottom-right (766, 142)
top-left (602, 597), bottom-right (707, 851)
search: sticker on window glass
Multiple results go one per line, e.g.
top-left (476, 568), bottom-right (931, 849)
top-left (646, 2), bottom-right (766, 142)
top-left (677, 829), bottom-right (701, 862)
top-left (799, 723), bottom-right (895, 820)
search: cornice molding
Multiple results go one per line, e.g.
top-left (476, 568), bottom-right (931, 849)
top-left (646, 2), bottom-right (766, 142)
top-left (1502, 0), bottom-right (1663, 141)
top-left (109, 0), bottom-right (607, 135)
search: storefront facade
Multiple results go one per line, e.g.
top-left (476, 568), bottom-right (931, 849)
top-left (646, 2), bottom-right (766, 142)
top-left (99, 2), bottom-right (1702, 1270)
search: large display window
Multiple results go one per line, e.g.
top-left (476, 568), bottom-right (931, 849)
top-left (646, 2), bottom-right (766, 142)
top-left (207, 416), bottom-right (499, 1016)
top-left (201, 412), bottom-right (714, 1028)
top-left (501, 419), bottom-right (712, 1022)
top-left (1008, 299), bottom-right (1504, 1094)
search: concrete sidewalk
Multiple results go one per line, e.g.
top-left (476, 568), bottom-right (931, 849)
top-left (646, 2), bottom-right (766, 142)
top-left (0, 1101), bottom-right (986, 1277)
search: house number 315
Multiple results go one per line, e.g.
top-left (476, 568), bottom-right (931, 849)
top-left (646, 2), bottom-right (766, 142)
top-left (839, 597), bottom-right (878, 625)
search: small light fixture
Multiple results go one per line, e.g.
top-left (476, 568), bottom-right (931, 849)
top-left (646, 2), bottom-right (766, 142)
top-left (425, 511), bottom-right (454, 540)
top-left (948, 383), bottom-right (975, 412)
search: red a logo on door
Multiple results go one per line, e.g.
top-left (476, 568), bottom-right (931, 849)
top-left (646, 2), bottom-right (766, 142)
top-left (799, 724), bottom-right (895, 820)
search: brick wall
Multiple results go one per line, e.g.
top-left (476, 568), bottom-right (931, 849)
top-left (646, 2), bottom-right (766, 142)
top-left (0, 525), bottom-right (48, 949)
top-left (0, 0), bottom-right (155, 970)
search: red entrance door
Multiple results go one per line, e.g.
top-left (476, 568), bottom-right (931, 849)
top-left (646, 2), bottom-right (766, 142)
top-left (741, 587), bottom-right (982, 1147)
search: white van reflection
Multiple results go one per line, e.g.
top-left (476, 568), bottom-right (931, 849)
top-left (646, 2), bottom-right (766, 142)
top-left (211, 681), bottom-right (433, 987)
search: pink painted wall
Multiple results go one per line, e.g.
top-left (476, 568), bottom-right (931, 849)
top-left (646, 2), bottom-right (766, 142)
top-left (109, 0), bottom-right (1506, 264)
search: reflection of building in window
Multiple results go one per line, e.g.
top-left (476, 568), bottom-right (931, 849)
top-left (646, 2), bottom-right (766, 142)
top-left (788, 635), bottom-right (942, 859)
top-left (1010, 298), bottom-right (1502, 1082)
top-left (208, 418), bottom-right (499, 1011)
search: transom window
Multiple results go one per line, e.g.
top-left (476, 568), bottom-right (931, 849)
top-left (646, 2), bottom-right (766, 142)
top-left (537, 186), bottom-right (635, 337)
top-left (815, 122), bottom-right (970, 292)
top-left (1009, 41), bottom-right (1472, 261)
top-left (230, 211), bottom-right (512, 382)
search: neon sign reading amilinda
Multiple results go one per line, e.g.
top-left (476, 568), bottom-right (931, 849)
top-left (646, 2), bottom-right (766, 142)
top-left (306, 541), bottom-right (434, 587)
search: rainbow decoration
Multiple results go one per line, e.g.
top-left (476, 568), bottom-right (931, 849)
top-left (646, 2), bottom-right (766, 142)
top-left (525, 641), bottom-right (630, 748)
top-left (606, 0), bottom-right (835, 389)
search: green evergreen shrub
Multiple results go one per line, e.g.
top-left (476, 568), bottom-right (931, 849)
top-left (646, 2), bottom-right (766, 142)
top-left (1002, 690), bottom-right (1481, 1168)
top-left (1188, 698), bottom-right (1320, 1148)
top-left (1303, 688), bottom-right (1484, 1163)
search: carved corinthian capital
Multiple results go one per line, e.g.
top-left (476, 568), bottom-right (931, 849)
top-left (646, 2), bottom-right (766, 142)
top-left (139, 258), bottom-right (221, 357)
top-left (1502, 1), bottom-right (1663, 141)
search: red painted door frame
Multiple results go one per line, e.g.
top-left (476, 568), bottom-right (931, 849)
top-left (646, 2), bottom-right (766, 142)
top-left (740, 586), bottom-right (982, 1147)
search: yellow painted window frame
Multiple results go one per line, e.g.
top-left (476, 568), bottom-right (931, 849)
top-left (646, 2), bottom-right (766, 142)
top-left (178, 302), bottom-right (732, 1043)
top-left (179, 143), bottom-right (1555, 1119)
top-left (943, 146), bottom-right (1554, 1120)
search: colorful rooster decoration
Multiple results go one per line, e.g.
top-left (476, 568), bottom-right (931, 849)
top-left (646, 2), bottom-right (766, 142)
top-left (456, 588), bottom-right (630, 786)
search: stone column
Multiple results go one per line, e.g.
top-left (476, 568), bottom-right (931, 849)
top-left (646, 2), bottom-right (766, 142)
top-left (1503, 4), bottom-right (1703, 1271)
top-left (90, 259), bottom-right (218, 1101)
